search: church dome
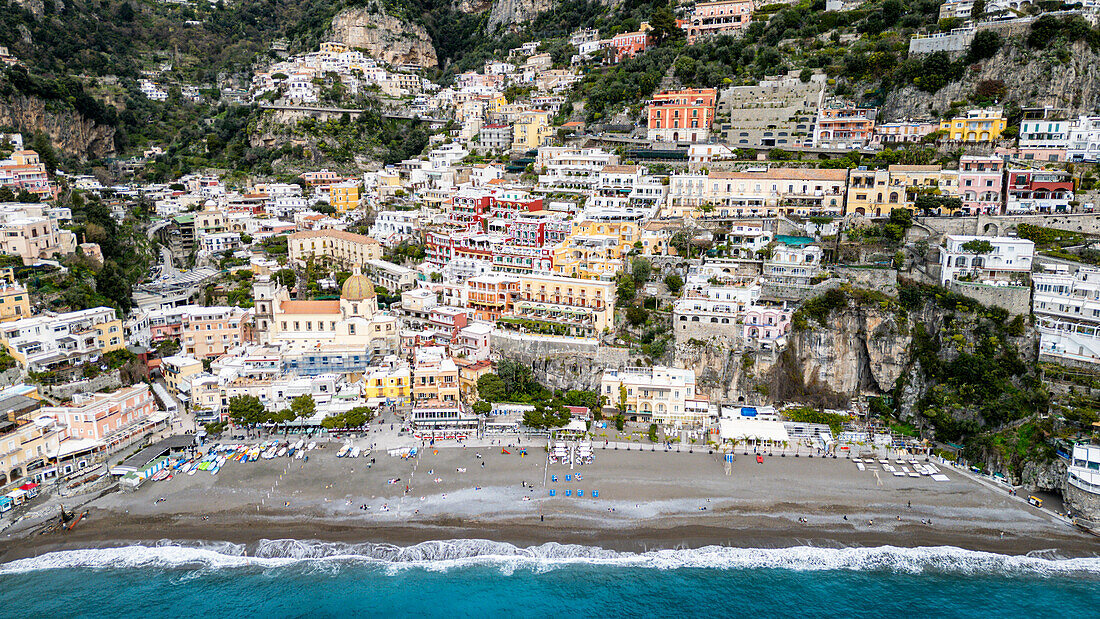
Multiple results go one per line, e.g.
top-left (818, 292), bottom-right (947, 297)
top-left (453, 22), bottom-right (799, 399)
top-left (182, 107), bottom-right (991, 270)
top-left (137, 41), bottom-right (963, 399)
top-left (341, 272), bottom-right (375, 301)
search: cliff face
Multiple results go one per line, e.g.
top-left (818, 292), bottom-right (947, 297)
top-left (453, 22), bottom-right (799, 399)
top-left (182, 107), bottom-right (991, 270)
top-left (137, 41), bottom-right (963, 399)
top-left (486, 0), bottom-right (555, 32)
top-left (782, 307), bottom-right (910, 397)
top-left (883, 40), bottom-right (1100, 119)
top-left (331, 7), bottom-right (439, 68)
top-left (0, 95), bottom-right (116, 158)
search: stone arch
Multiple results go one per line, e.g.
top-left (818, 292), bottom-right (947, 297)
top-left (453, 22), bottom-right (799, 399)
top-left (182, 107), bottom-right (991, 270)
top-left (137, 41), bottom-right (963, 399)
top-left (982, 222), bottom-right (1000, 235)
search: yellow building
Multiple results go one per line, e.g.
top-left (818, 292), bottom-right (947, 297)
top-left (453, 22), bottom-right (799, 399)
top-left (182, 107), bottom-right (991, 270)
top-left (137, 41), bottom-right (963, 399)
top-left (455, 358), bottom-right (493, 403)
top-left (939, 109), bottom-right (1007, 143)
top-left (512, 110), bottom-right (553, 151)
top-left (412, 352), bottom-right (460, 405)
top-left (512, 272), bottom-right (616, 335)
top-left (486, 93), bottom-right (508, 115)
top-left (0, 269), bottom-right (30, 323)
top-left (846, 166), bottom-right (960, 217)
top-left (363, 366), bottom-right (411, 405)
top-left (329, 181), bottom-right (362, 214)
top-left (552, 220), bottom-right (638, 280)
top-left (287, 230), bottom-right (383, 269)
top-left (0, 411), bottom-right (65, 487)
top-left (160, 355), bottom-right (203, 394)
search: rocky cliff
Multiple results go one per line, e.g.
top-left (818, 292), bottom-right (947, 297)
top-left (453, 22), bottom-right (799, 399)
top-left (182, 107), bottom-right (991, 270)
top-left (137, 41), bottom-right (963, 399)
top-left (883, 40), bottom-right (1100, 119)
top-left (331, 7), bottom-right (439, 68)
top-left (0, 95), bottom-right (115, 158)
top-left (486, 0), bottom-right (555, 32)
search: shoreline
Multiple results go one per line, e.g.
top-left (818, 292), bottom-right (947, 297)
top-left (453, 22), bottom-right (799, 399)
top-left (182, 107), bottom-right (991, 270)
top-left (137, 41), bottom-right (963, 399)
top-left (2, 507), bottom-right (1097, 562)
top-left (3, 445), bottom-right (1098, 563)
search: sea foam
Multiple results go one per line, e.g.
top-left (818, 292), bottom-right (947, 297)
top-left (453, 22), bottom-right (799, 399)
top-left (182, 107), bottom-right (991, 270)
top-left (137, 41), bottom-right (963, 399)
top-left (2, 539), bottom-right (1099, 577)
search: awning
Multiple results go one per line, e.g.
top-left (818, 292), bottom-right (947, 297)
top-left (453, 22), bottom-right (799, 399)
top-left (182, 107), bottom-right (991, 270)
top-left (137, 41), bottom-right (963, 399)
top-left (719, 419), bottom-right (790, 443)
top-left (18, 483), bottom-right (39, 490)
top-left (56, 438), bottom-right (103, 458)
top-left (147, 412), bottom-right (170, 423)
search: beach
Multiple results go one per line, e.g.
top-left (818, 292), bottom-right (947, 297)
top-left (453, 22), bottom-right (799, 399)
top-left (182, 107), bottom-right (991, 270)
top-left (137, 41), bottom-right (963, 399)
top-left (1, 440), bottom-right (1097, 561)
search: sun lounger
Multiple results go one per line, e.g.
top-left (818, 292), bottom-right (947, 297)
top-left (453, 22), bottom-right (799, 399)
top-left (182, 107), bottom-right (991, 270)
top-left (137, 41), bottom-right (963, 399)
top-left (908, 472), bottom-right (920, 478)
top-left (931, 474), bottom-right (950, 482)
top-left (902, 467), bottom-right (911, 473)
top-left (893, 471), bottom-right (905, 477)
top-left (857, 463), bottom-right (866, 471)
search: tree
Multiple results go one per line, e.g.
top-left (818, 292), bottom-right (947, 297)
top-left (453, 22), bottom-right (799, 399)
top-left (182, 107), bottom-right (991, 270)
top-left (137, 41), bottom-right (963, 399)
top-left (523, 400), bottom-right (571, 430)
top-left (290, 394), bottom-right (316, 420)
top-left (648, 6), bottom-right (683, 46)
top-left (228, 395), bottom-right (266, 426)
top-left (275, 268), bottom-right (296, 288)
top-left (961, 239), bottom-right (994, 253)
top-left (476, 373), bottom-right (507, 403)
top-left (15, 190), bottom-right (38, 203)
top-left (664, 274), bottom-right (684, 294)
top-left (631, 256), bottom-right (652, 283)
top-left (626, 305), bottom-right (649, 326)
top-left (0, 187), bottom-right (14, 202)
top-left (96, 261), bottom-right (133, 312)
top-left (967, 30), bottom-right (1001, 63)
top-left (616, 273), bottom-right (636, 304)
top-left (496, 359), bottom-right (533, 396)
top-left (472, 400), bottom-right (492, 416)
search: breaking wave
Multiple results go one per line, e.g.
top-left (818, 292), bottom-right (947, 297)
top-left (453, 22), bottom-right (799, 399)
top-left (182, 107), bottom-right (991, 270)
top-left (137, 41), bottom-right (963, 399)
top-left (3, 539), bottom-right (1099, 577)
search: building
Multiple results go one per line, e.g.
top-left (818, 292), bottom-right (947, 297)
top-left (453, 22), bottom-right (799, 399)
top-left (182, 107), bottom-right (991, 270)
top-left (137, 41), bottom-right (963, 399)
top-left (512, 110), bottom-right (553, 151)
top-left (600, 366), bottom-right (700, 426)
top-left (287, 229), bottom-right (383, 268)
top-left (0, 269), bottom-right (30, 322)
top-left (0, 307), bottom-right (124, 372)
top-left (329, 181), bottom-right (362, 214)
top-left (0, 207), bottom-right (77, 265)
top-left (507, 272), bottom-right (616, 337)
top-left (609, 27), bottom-right (651, 62)
top-left (465, 274), bottom-right (519, 322)
top-left (160, 355), bottom-right (203, 394)
top-left (958, 156), bottom-right (1005, 215)
top-left (40, 385), bottom-right (158, 453)
top-left (871, 119), bottom-right (939, 145)
top-left (764, 243), bottom-right (824, 286)
top-left (1034, 265), bottom-right (1100, 366)
top-left (1065, 444), bottom-right (1100, 520)
top-left (368, 211), bottom-right (419, 247)
top-left (939, 235), bottom-right (1034, 285)
top-left (1066, 115), bottom-right (1100, 163)
top-left (364, 258), bottom-right (418, 292)
top-left (179, 306), bottom-right (249, 359)
top-left (939, 109), bottom-right (1007, 142)
top-left (683, 0), bottom-right (754, 44)
top-left (665, 168), bottom-right (848, 218)
top-left (0, 409), bottom-right (63, 488)
top-left (479, 123), bottom-right (513, 151)
top-left (1004, 169), bottom-right (1074, 214)
top-left (813, 101), bottom-right (877, 149)
top-left (647, 88), bottom-right (718, 143)
top-left (716, 72), bottom-right (825, 149)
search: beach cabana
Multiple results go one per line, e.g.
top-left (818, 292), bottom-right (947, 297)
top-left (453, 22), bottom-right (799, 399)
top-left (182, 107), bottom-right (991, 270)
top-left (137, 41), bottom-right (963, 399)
top-left (719, 419), bottom-right (790, 450)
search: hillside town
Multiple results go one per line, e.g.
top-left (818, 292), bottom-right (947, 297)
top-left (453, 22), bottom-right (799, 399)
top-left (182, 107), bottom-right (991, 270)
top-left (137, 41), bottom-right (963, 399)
top-left (2, 0), bottom-right (1100, 558)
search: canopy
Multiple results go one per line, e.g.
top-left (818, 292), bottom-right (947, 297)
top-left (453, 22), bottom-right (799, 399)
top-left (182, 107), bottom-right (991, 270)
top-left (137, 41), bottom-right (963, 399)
top-left (18, 483), bottom-right (38, 490)
top-left (719, 419), bottom-right (790, 443)
top-left (5, 489), bottom-right (26, 499)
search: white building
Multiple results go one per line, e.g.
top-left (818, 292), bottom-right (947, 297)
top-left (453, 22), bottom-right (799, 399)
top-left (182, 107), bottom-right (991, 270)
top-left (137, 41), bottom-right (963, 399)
top-left (0, 307), bottom-right (122, 372)
top-left (1067, 115), bottom-right (1100, 162)
top-left (939, 235), bottom-right (1034, 285)
top-left (368, 210), bottom-right (420, 247)
top-left (764, 244), bottom-right (824, 286)
top-left (1034, 264), bottom-right (1100, 366)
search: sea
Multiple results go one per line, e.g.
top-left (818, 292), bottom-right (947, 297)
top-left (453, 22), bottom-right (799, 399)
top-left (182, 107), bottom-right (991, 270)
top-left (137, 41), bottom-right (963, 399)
top-left (1, 539), bottom-right (1098, 618)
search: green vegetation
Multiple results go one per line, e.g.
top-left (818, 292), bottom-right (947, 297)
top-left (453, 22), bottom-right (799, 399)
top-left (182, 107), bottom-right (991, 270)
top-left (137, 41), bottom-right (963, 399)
top-left (783, 406), bottom-right (850, 435)
top-left (321, 406), bottom-right (375, 429)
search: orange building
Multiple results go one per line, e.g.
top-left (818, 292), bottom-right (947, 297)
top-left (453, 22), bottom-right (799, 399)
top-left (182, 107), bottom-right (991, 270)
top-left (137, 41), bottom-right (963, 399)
top-left (684, 0), bottom-right (754, 44)
top-left (647, 88), bottom-right (718, 143)
top-left (465, 274), bottom-right (518, 322)
top-left (814, 102), bottom-right (877, 149)
top-left (610, 28), bottom-right (650, 62)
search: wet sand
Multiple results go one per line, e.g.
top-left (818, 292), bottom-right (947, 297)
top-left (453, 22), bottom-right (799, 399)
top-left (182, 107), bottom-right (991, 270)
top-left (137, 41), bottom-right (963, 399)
top-left (2, 443), bottom-right (1097, 560)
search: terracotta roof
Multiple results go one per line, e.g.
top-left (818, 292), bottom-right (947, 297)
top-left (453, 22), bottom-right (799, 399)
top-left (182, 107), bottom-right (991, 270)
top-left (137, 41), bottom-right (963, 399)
top-left (601, 165), bottom-right (640, 174)
top-left (288, 229), bottom-right (380, 245)
top-left (280, 300), bottom-right (340, 314)
top-left (709, 168), bottom-right (849, 181)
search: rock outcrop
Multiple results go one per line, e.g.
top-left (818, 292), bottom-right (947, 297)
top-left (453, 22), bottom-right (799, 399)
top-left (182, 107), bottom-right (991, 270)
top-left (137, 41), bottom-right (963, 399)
top-left (779, 306), bottom-right (910, 399)
top-left (331, 7), bottom-right (438, 68)
top-left (486, 0), bottom-right (555, 32)
top-left (0, 95), bottom-right (116, 158)
top-left (883, 40), bottom-right (1100, 119)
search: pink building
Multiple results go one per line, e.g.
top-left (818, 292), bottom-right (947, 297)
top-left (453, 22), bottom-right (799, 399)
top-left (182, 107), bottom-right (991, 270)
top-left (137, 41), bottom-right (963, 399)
top-left (958, 156), bottom-right (1004, 215)
top-left (43, 384), bottom-right (158, 453)
top-left (742, 305), bottom-right (792, 343)
top-left (684, 0), bottom-right (754, 44)
top-left (610, 30), bottom-right (650, 62)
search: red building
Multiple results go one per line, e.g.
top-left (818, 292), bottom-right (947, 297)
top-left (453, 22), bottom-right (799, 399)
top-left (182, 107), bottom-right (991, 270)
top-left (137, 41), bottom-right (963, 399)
top-left (647, 88), bottom-right (718, 143)
top-left (610, 29), bottom-right (651, 62)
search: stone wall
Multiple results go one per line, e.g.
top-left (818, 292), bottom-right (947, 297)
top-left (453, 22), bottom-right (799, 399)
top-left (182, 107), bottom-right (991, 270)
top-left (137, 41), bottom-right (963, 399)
top-left (944, 280), bottom-right (1031, 315)
top-left (833, 266), bottom-right (897, 294)
top-left (40, 370), bottom-right (123, 402)
top-left (490, 330), bottom-right (631, 391)
top-left (1064, 478), bottom-right (1100, 520)
top-left (760, 278), bottom-right (843, 302)
top-left (908, 29), bottom-right (975, 55)
top-left (672, 317), bottom-right (741, 349)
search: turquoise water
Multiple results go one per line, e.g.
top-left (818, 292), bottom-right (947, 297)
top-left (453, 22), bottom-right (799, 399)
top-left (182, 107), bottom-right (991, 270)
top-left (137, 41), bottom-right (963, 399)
top-left (1, 540), bottom-right (1098, 618)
